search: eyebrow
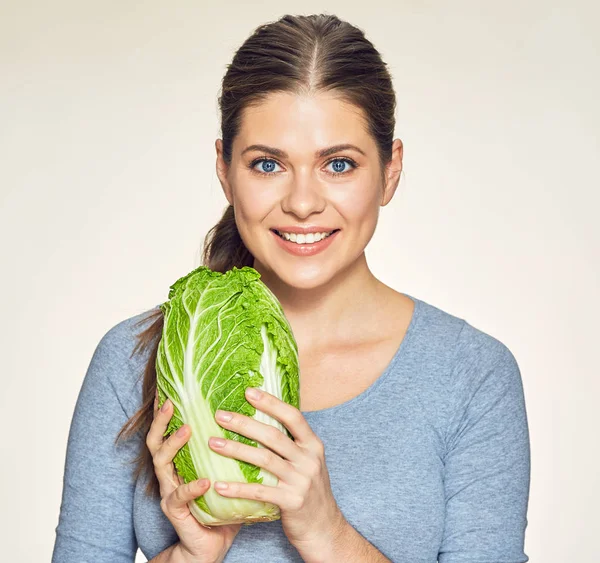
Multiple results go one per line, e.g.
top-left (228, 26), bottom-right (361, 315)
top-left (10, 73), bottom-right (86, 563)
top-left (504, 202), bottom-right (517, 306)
top-left (241, 143), bottom-right (367, 159)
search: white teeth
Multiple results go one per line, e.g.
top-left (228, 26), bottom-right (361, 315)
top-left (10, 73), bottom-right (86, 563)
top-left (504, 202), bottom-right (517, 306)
top-left (279, 231), bottom-right (333, 244)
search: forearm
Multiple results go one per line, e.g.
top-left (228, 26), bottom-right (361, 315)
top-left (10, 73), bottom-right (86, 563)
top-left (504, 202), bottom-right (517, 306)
top-left (148, 542), bottom-right (180, 563)
top-left (299, 519), bottom-right (392, 563)
top-left (148, 542), bottom-right (225, 563)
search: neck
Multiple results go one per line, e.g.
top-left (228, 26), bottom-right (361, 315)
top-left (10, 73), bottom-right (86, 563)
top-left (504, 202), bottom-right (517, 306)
top-left (254, 254), bottom-right (386, 349)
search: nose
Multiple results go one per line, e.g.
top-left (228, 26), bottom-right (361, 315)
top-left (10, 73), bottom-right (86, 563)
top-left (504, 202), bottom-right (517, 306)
top-left (280, 170), bottom-right (326, 219)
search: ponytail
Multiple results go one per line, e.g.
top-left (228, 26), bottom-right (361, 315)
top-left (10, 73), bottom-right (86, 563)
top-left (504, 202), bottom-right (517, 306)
top-left (202, 205), bottom-right (254, 272)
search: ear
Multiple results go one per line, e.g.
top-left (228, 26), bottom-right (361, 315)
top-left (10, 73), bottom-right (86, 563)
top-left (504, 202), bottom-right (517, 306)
top-left (215, 139), bottom-right (234, 206)
top-left (381, 138), bottom-right (403, 207)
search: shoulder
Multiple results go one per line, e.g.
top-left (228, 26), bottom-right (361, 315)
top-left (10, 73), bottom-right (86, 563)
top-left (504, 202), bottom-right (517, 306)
top-left (409, 295), bottom-right (524, 412)
top-left (412, 296), bottom-right (526, 449)
top-left (451, 319), bottom-right (525, 418)
top-left (413, 295), bottom-right (520, 376)
top-left (95, 304), bottom-right (161, 355)
top-left (88, 304), bottom-right (162, 415)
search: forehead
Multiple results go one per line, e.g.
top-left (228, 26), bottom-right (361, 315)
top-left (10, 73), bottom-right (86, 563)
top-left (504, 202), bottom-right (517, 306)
top-left (235, 91), bottom-right (373, 153)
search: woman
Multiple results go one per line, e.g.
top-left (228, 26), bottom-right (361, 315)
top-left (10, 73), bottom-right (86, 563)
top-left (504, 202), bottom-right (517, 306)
top-left (52, 13), bottom-right (530, 563)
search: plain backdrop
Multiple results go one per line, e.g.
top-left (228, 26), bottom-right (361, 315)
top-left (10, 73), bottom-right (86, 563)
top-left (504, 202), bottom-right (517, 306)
top-left (1, 1), bottom-right (598, 561)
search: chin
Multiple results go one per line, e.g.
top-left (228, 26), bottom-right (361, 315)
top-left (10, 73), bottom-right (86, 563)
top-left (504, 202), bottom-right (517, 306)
top-left (282, 269), bottom-right (331, 290)
top-left (257, 258), bottom-right (338, 290)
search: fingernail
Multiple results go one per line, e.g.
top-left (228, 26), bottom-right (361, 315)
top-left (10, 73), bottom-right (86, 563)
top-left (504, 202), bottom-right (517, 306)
top-left (210, 437), bottom-right (226, 448)
top-left (246, 387), bottom-right (261, 400)
top-left (176, 425), bottom-right (187, 437)
top-left (214, 481), bottom-right (228, 490)
top-left (215, 410), bottom-right (232, 422)
top-left (161, 399), bottom-right (170, 412)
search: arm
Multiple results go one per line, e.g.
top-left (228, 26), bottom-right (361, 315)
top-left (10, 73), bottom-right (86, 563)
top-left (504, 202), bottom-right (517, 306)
top-left (297, 518), bottom-right (392, 563)
top-left (51, 323), bottom-right (141, 562)
top-left (148, 543), bottom-right (178, 562)
top-left (438, 337), bottom-right (531, 563)
top-left (149, 542), bottom-right (230, 563)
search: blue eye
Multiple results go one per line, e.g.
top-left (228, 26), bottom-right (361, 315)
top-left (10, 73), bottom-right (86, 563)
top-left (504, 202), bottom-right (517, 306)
top-left (326, 158), bottom-right (355, 175)
top-left (252, 158), bottom-right (281, 175)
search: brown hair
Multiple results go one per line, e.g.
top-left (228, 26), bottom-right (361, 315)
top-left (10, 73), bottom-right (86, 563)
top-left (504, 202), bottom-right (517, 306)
top-left (115, 13), bottom-right (397, 498)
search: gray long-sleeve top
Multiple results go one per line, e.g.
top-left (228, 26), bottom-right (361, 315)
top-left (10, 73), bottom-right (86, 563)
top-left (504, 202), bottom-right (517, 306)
top-left (51, 294), bottom-right (530, 562)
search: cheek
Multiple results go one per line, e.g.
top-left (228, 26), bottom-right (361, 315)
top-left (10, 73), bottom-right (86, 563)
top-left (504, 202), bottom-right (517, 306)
top-left (230, 181), bottom-right (277, 253)
top-left (233, 184), bottom-right (272, 223)
top-left (235, 195), bottom-right (261, 222)
top-left (334, 184), bottom-right (381, 224)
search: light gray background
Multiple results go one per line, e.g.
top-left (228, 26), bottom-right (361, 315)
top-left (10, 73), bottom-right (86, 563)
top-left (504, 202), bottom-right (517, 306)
top-left (1, 1), bottom-right (598, 561)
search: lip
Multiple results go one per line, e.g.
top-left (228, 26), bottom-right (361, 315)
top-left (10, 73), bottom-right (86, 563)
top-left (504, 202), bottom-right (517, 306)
top-left (271, 229), bottom-right (339, 257)
top-left (271, 226), bottom-right (339, 235)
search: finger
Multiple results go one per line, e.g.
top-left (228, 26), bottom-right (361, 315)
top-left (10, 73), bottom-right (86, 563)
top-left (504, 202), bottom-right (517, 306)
top-left (146, 398), bottom-right (172, 455)
top-left (164, 478), bottom-right (211, 522)
top-left (170, 465), bottom-right (186, 499)
top-left (154, 423), bottom-right (190, 469)
top-left (244, 387), bottom-right (315, 446)
top-left (208, 435), bottom-right (294, 482)
top-left (153, 423), bottom-right (192, 497)
top-left (213, 480), bottom-right (292, 509)
top-left (148, 399), bottom-right (189, 499)
top-left (215, 407), bottom-right (302, 463)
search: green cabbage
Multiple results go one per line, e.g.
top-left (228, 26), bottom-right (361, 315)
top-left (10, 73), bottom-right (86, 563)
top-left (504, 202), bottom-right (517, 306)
top-left (155, 265), bottom-right (300, 526)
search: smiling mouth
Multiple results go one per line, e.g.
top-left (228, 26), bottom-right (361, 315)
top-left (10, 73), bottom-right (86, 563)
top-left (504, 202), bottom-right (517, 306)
top-left (271, 229), bottom-right (340, 244)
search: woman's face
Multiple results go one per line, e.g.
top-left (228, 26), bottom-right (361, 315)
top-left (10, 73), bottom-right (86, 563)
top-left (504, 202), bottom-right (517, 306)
top-left (216, 91), bottom-right (403, 290)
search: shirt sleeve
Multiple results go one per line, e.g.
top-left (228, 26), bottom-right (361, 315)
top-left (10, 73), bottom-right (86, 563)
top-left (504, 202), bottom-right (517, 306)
top-left (52, 322), bottom-right (141, 563)
top-left (438, 331), bottom-right (531, 563)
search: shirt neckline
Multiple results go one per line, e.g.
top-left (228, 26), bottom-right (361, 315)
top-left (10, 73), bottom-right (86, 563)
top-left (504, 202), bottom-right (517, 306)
top-left (301, 292), bottom-right (422, 417)
top-left (154, 292), bottom-right (423, 417)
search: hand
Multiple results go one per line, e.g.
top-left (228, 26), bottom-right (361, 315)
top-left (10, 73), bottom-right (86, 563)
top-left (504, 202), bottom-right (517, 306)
top-left (147, 389), bottom-right (242, 563)
top-left (207, 387), bottom-right (346, 556)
